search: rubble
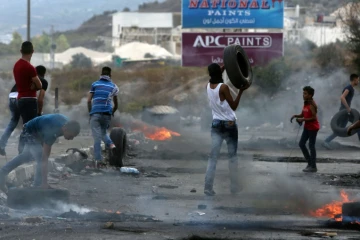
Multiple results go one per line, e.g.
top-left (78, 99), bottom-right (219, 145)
top-left (158, 185), bottom-right (178, 189)
top-left (103, 222), bottom-right (114, 229)
top-left (58, 210), bottom-right (162, 222)
top-left (299, 231), bottom-right (337, 237)
top-left (198, 205), bottom-right (207, 210)
top-left (24, 216), bottom-right (43, 224)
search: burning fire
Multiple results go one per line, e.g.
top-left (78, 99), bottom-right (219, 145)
top-left (118, 120), bottom-right (181, 141)
top-left (310, 190), bottom-right (350, 220)
top-left (134, 125), bottom-right (180, 141)
top-left (104, 209), bottom-right (121, 214)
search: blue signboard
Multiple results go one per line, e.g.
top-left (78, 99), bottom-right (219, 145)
top-left (182, 0), bottom-right (284, 29)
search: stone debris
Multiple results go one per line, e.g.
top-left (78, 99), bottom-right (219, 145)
top-left (24, 216), bottom-right (43, 224)
top-left (103, 222), bottom-right (115, 229)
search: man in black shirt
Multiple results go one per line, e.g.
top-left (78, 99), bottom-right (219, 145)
top-left (35, 65), bottom-right (48, 116)
top-left (323, 74), bottom-right (359, 149)
top-left (0, 66), bottom-right (49, 156)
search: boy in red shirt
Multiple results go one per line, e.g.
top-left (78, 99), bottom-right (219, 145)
top-left (291, 86), bottom-right (320, 173)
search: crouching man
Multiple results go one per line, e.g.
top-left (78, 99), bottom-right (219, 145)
top-left (0, 114), bottom-right (80, 192)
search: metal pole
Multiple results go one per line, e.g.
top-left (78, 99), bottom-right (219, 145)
top-left (50, 25), bottom-right (55, 69)
top-left (27, 0), bottom-right (30, 41)
top-left (54, 87), bottom-right (59, 113)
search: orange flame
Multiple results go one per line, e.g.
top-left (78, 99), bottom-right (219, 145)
top-left (104, 209), bottom-right (121, 214)
top-left (309, 190), bottom-right (350, 220)
top-left (134, 125), bottom-right (180, 141)
top-left (117, 120), bottom-right (181, 141)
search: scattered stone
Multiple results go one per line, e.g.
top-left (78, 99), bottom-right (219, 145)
top-left (0, 214), bottom-right (10, 219)
top-left (190, 188), bottom-right (197, 193)
top-left (198, 204), bottom-right (207, 210)
top-left (103, 222), bottom-right (114, 229)
top-left (65, 226), bottom-right (72, 231)
top-left (152, 186), bottom-right (158, 194)
top-left (24, 216), bottom-right (43, 223)
top-left (145, 172), bottom-right (167, 178)
top-left (152, 195), bottom-right (169, 200)
top-left (158, 185), bottom-right (178, 189)
top-left (90, 172), bottom-right (103, 176)
top-left (300, 231), bottom-right (337, 237)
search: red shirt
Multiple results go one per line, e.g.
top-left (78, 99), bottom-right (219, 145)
top-left (302, 101), bottom-right (320, 131)
top-left (13, 59), bottom-right (37, 99)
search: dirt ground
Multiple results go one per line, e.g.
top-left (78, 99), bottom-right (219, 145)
top-left (0, 129), bottom-right (360, 239)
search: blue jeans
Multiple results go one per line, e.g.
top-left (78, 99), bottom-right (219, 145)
top-left (90, 113), bottom-right (114, 161)
top-left (0, 130), bottom-right (43, 186)
top-left (325, 111), bottom-right (360, 143)
top-left (0, 98), bottom-right (20, 149)
top-left (205, 119), bottom-right (239, 192)
top-left (299, 129), bottom-right (318, 168)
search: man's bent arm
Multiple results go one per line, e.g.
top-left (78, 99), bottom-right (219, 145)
top-left (87, 92), bottom-right (94, 113)
top-left (41, 143), bottom-right (52, 188)
top-left (222, 84), bottom-right (247, 111)
top-left (31, 76), bottom-right (42, 90)
top-left (340, 90), bottom-right (351, 112)
top-left (112, 96), bottom-right (118, 116)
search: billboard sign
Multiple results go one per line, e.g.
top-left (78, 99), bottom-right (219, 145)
top-left (182, 32), bottom-right (283, 67)
top-left (182, 0), bottom-right (284, 29)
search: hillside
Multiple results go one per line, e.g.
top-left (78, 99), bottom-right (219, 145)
top-left (52, 0), bottom-right (350, 51)
top-left (56, 11), bottom-right (115, 51)
top-left (138, 0), bottom-right (351, 14)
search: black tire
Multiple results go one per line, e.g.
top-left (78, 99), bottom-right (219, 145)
top-left (330, 109), bottom-right (360, 137)
top-left (109, 127), bottom-right (127, 167)
top-left (7, 188), bottom-right (69, 209)
top-left (223, 44), bottom-right (253, 89)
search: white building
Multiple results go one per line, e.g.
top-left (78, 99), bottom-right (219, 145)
top-left (112, 12), bottom-right (181, 53)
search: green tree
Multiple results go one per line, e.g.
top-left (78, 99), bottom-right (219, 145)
top-left (9, 32), bottom-right (23, 53)
top-left (55, 34), bottom-right (70, 52)
top-left (70, 53), bottom-right (92, 68)
top-left (32, 33), bottom-right (51, 52)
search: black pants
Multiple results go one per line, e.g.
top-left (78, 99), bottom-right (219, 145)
top-left (18, 98), bottom-right (38, 153)
top-left (299, 129), bottom-right (318, 168)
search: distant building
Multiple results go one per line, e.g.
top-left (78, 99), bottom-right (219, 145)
top-left (112, 12), bottom-right (181, 54)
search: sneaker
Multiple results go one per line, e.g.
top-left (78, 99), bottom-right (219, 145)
top-left (303, 167), bottom-right (317, 173)
top-left (0, 148), bottom-right (5, 156)
top-left (204, 189), bottom-right (216, 196)
top-left (95, 161), bottom-right (107, 169)
top-left (322, 142), bottom-right (332, 150)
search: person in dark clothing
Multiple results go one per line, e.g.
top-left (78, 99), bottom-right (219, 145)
top-left (291, 86), bottom-right (320, 173)
top-left (17, 65), bottom-right (49, 154)
top-left (35, 65), bottom-right (48, 116)
top-left (323, 74), bottom-right (359, 149)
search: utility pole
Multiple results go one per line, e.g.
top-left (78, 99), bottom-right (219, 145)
top-left (50, 25), bottom-right (56, 69)
top-left (27, 0), bottom-right (30, 41)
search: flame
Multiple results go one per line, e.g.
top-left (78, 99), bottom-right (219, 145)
top-left (104, 209), bottom-right (121, 214)
top-left (134, 126), bottom-right (180, 141)
top-left (117, 120), bottom-right (180, 141)
top-left (309, 190), bottom-right (350, 220)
